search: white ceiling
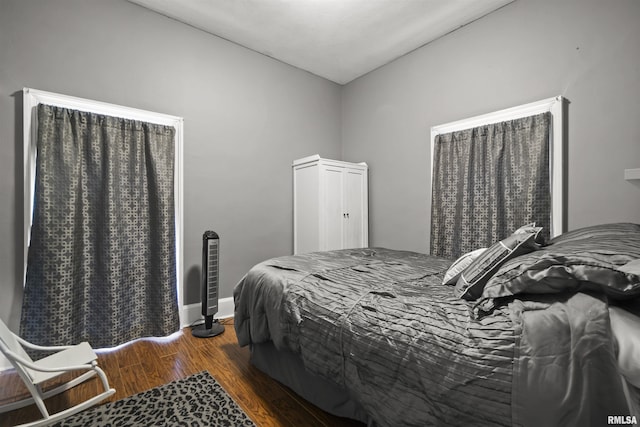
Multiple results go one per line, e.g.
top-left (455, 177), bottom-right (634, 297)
top-left (128, 0), bottom-right (514, 85)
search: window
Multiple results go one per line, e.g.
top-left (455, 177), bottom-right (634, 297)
top-left (22, 88), bottom-right (185, 325)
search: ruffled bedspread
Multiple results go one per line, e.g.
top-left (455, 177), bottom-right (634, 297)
top-left (233, 248), bottom-right (628, 427)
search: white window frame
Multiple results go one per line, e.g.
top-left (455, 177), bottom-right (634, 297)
top-left (22, 88), bottom-right (185, 326)
top-left (430, 96), bottom-right (566, 237)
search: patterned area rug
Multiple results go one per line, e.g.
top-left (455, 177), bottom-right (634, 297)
top-left (53, 371), bottom-right (255, 426)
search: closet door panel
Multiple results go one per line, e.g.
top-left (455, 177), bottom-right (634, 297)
top-left (344, 169), bottom-right (365, 249)
top-left (321, 166), bottom-right (344, 251)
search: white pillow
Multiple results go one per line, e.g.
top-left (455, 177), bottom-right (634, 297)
top-left (442, 248), bottom-right (487, 285)
top-left (609, 306), bottom-right (640, 388)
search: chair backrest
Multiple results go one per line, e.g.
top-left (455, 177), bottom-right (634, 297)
top-left (0, 319), bottom-right (35, 379)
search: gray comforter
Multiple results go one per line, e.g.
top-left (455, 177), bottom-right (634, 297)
top-left (233, 248), bottom-right (628, 426)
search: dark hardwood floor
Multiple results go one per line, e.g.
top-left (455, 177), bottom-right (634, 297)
top-left (0, 318), bottom-right (364, 427)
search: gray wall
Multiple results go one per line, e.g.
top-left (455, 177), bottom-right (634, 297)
top-left (2, 0), bottom-right (639, 331)
top-left (0, 0), bottom-right (342, 328)
top-left (341, 0), bottom-right (640, 253)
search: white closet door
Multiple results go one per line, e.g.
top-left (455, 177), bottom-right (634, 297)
top-left (321, 166), bottom-right (344, 251)
top-left (344, 169), bottom-right (365, 249)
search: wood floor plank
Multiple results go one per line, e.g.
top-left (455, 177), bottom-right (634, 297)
top-left (95, 350), bottom-right (126, 402)
top-left (0, 320), bottom-right (364, 427)
top-left (132, 339), bottom-right (166, 390)
top-left (119, 364), bottom-right (151, 397)
top-left (110, 341), bottom-right (140, 370)
top-left (0, 373), bottom-right (28, 406)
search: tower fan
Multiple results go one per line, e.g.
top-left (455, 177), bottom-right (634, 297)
top-left (192, 231), bottom-right (225, 338)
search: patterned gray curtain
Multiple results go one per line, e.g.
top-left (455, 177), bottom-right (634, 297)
top-left (21, 103), bottom-right (180, 348)
top-left (430, 112), bottom-right (551, 259)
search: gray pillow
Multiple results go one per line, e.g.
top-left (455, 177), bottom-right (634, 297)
top-left (475, 223), bottom-right (640, 315)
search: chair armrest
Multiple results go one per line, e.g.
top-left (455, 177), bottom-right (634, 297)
top-left (14, 334), bottom-right (75, 352)
top-left (3, 347), bottom-right (96, 374)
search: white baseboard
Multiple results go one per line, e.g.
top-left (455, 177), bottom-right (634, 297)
top-left (180, 297), bottom-right (234, 328)
top-left (0, 298), bottom-right (235, 372)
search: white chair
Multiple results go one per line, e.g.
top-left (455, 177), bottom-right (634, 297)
top-left (0, 319), bottom-right (115, 426)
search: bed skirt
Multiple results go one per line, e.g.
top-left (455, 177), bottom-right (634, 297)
top-left (250, 341), bottom-right (369, 424)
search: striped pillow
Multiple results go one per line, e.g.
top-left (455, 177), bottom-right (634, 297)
top-left (442, 247), bottom-right (487, 285)
top-left (454, 225), bottom-right (543, 300)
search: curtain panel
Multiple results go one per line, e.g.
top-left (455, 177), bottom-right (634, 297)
top-left (430, 112), bottom-right (551, 260)
top-left (21, 104), bottom-right (180, 348)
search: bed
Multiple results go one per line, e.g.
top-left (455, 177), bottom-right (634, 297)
top-left (234, 222), bottom-right (640, 426)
